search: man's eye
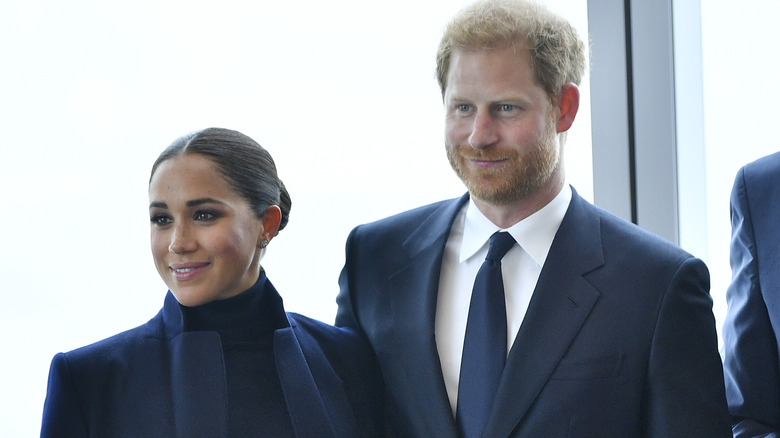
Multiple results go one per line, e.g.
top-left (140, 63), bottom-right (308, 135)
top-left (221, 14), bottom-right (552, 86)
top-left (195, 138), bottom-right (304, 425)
top-left (150, 215), bottom-right (172, 226)
top-left (458, 104), bottom-right (471, 112)
top-left (498, 104), bottom-right (515, 111)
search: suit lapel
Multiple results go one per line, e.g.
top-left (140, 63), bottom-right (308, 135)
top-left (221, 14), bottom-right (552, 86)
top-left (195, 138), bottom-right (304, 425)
top-left (169, 332), bottom-right (230, 438)
top-left (159, 292), bottom-right (229, 438)
top-left (386, 194), bottom-right (468, 437)
top-left (275, 324), bottom-right (341, 438)
top-left (484, 191), bottom-right (605, 437)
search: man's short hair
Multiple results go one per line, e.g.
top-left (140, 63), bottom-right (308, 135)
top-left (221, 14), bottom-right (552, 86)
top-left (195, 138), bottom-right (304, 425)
top-left (436, 0), bottom-right (586, 103)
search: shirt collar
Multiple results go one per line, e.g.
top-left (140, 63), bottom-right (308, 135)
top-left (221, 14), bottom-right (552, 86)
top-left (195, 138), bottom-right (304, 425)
top-left (460, 185), bottom-right (572, 265)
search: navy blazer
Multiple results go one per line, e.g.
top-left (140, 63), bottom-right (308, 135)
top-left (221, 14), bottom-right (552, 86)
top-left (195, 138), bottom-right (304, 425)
top-left (336, 188), bottom-right (730, 437)
top-left (41, 276), bottom-right (383, 437)
top-left (723, 151), bottom-right (780, 437)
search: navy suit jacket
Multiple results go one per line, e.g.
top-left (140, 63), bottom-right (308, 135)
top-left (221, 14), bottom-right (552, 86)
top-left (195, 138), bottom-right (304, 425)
top-left (41, 277), bottom-right (382, 438)
top-left (723, 151), bottom-right (780, 437)
top-left (336, 188), bottom-right (730, 437)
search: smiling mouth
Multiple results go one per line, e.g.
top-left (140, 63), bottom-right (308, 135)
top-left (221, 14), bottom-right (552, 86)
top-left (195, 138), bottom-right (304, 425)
top-left (468, 157), bottom-right (509, 168)
top-left (461, 152), bottom-right (509, 161)
top-left (472, 157), bottom-right (507, 162)
top-left (170, 263), bottom-right (209, 280)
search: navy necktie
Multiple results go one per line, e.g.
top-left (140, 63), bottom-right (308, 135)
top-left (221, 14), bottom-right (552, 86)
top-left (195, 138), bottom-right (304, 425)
top-left (456, 231), bottom-right (516, 438)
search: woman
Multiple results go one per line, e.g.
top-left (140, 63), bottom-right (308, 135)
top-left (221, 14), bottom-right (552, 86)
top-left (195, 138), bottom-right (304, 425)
top-left (41, 128), bottom-right (383, 437)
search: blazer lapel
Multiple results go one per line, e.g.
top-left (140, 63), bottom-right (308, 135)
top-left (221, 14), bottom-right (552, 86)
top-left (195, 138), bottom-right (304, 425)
top-left (275, 324), bottom-right (341, 438)
top-left (159, 292), bottom-right (230, 438)
top-left (169, 332), bottom-right (230, 438)
top-left (386, 194), bottom-right (468, 437)
top-left (484, 190), bottom-right (605, 437)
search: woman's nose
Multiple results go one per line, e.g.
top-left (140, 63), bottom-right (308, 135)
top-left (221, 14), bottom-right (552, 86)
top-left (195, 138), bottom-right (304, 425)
top-left (168, 224), bottom-right (196, 254)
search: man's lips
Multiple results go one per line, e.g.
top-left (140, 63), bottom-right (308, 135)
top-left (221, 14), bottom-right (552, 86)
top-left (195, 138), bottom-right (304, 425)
top-left (170, 262), bottom-right (210, 281)
top-left (466, 156), bottom-right (509, 168)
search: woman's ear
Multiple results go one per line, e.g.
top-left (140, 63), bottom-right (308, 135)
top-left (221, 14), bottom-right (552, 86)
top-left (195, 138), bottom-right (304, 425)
top-left (259, 205), bottom-right (282, 247)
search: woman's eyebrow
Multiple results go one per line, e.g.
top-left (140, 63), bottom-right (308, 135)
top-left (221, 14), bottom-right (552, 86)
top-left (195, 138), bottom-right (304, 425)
top-left (186, 198), bottom-right (226, 207)
top-left (149, 198), bottom-right (227, 209)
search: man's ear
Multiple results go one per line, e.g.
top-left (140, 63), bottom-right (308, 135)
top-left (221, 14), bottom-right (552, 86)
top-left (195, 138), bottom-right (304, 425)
top-left (259, 205), bottom-right (282, 247)
top-left (556, 82), bottom-right (580, 133)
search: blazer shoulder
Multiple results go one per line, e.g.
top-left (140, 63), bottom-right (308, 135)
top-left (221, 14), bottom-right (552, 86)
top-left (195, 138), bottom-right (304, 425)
top-left (55, 311), bottom-right (165, 369)
top-left (582, 198), bottom-right (694, 264)
top-left (735, 151), bottom-right (780, 207)
top-left (352, 195), bottom-right (467, 235)
top-left (342, 195), bottom-right (468, 260)
top-left (743, 150), bottom-right (780, 178)
top-left (288, 312), bottom-right (381, 387)
top-left (287, 313), bottom-right (369, 358)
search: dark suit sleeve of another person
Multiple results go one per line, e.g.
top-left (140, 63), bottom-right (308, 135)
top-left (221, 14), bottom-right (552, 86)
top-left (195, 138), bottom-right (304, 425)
top-left (723, 159), bottom-right (780, 437)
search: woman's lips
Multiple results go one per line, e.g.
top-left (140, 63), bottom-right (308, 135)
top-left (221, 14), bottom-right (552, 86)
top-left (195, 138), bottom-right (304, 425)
top-left (170, 262), bottom-right (210, 281)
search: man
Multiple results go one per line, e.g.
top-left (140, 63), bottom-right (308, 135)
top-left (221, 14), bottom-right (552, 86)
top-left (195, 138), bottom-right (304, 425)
top-left (723, 151), bottom-right (780, 437)
top-left (336, 0), bottom-right (730, 436)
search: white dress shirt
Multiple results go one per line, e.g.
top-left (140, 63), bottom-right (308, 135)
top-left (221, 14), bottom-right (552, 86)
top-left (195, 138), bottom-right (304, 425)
top-left (435, 185), bottom-right (572, 414)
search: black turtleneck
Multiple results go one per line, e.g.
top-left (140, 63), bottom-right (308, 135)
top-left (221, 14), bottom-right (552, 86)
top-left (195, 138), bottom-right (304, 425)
top-left (180, 273), bottom-right (295, 438)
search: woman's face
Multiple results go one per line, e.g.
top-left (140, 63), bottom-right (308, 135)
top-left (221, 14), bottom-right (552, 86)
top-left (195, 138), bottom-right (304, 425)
top-left (148, 154), bottom-right (269, 307)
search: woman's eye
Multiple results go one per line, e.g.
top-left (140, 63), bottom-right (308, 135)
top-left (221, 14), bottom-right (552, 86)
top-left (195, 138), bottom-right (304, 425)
top-left (150, 215), bottom-right (172, 226)
top-left (194, 210), bottom-right (219, 221)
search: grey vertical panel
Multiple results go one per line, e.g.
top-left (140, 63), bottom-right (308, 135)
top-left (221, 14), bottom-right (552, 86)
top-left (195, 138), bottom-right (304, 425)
top-left (589, 0), bottom-right (705, 247)
top-left (629, 0), bottom-right (679, 243)
top-left (587, 0), bottom-right (633, 223)
top-left (588, 0), bottom-right (710, 246)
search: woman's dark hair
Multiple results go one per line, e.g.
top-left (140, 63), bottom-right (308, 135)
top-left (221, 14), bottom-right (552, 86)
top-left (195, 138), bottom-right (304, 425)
top-left (150, 127), bottom-right (291, 232)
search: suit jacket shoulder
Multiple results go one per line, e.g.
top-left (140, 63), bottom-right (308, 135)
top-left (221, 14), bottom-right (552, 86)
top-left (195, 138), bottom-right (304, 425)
top-left (349, 195), bottom-right (467, 242)
top-left (743, 150), bottom-right (780, 178)
top-left (52, 309), bottom-right (167, 361)
top-left (588, 199), bottom-right (693, 264)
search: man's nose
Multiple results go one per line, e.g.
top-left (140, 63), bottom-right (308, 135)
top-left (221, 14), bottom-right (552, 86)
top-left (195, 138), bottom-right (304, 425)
top-left (468, 111), bottom-right (498, 149)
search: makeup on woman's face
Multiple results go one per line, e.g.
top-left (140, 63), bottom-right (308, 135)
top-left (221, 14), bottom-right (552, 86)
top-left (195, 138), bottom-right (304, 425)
top-left (148, 154), bottom-right (265, 307)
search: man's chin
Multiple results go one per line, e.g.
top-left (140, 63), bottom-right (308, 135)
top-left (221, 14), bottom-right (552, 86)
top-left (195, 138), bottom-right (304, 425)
top-left (465, 184), bottom-right (527, 206)
top-left (462, 171), bottom-right (556, 206)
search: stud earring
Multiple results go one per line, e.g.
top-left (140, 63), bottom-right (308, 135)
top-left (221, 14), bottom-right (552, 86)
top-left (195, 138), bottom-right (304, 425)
top-left (261, 240), bottom-right (269, 248)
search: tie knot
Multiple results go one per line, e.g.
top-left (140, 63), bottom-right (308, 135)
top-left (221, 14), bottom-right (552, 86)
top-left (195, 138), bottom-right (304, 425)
top-left (485, 231), bottom-right (515, 262)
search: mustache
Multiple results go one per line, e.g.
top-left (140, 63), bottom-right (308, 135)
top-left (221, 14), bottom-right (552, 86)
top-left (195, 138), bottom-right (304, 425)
top-left (456, 148), bottom-right (517, 161)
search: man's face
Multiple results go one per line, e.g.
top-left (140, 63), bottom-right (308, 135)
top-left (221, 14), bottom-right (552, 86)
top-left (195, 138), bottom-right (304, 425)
top-left (443, 45), bottom-right (562, 206)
